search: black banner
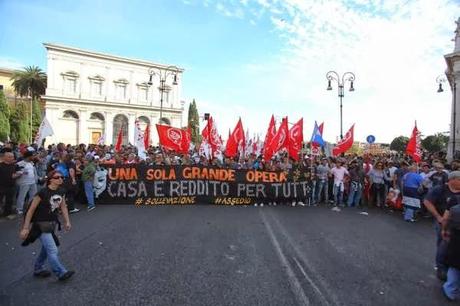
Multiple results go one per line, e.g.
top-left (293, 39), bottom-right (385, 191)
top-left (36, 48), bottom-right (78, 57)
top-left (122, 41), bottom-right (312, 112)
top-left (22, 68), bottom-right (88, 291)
top-left (95, 165), bottom-right (313, 205)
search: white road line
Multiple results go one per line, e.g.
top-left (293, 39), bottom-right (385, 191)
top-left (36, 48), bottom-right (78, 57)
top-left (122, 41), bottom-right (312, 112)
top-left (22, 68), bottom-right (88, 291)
top-left (260, 210), bottom-right (311, 306)
top-left (268, 211), bottom-right (340, 306)
top-left (292, 256), bottom-right (331, 306)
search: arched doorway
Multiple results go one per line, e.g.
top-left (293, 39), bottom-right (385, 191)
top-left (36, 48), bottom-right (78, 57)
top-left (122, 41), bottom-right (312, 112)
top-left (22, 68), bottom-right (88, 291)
top-left (113, 114), bottom-right (129, 145)
top-left (58, 110), bottom-right (79, 145)
top-left (88, 112), bottom-right (105, 144)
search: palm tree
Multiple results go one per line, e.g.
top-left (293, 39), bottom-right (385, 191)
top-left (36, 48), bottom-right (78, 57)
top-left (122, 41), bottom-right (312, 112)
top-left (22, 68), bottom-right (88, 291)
top-left (11, 65), bottom-right (47, 99)
top-left (10, 66), bottom-right (47, 143)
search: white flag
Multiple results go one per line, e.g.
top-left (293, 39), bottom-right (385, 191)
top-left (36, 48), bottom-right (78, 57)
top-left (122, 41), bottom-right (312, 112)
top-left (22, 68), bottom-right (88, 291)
top-left (34, 117), bottom-right (54, 147)
top-left (134, 119), bottom-right (146, 160)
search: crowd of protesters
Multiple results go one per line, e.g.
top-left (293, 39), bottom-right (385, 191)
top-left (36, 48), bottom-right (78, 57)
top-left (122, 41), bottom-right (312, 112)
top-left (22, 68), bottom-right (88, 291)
top-left (0, 141), bottom-right (459, 299)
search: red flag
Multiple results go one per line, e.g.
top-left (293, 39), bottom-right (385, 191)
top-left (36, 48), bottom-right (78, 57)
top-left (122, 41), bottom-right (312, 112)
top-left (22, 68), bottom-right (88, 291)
top-left (201, 116), bottom-right (222, 155)
top-left (144, 125), bottom-right (150, 149)
top-left (115, 128), bottom-right (123, 152)
top-left (332, 124), bottom-right (355, 156)
top-left (406, 122), bottom-right (422, 162)
top-left (225, 118), bottom-right (245, 157)
top-left (288, 118), bottom-right (303, 160)
top-left (264, 117), bottom-right (289, 161)
top-left (263, 115), bottom-right (276, 153)
top-left (318, 122), bottom-right (324, 135)
top-left (156, 124), bottom-right (191, 153)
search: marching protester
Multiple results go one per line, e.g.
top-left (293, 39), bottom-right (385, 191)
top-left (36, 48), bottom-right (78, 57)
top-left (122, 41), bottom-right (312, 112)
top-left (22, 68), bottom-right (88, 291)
top-left (0, 151), bottom-right (22, 218)
top-left (424, 171), bottom-right (460, 282)
top-left (442, 202), bottom-right (460, 301)
top-left (330, 159), bottom-right (349, 207)
top-left (401, 165), bottom-right (424, 222)
top-left (347, 159), bottom-right (365, 208)
top-left (15, 150), bottom-right (38, 215)
top-left (82, 155), bottom-right (96, 211)
top-left (19, 170), bottom-right (75, 281)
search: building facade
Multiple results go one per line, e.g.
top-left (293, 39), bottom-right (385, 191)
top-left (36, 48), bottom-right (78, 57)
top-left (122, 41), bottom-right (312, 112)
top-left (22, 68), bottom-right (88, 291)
top-left (42, 43), bottom-right (184, 146)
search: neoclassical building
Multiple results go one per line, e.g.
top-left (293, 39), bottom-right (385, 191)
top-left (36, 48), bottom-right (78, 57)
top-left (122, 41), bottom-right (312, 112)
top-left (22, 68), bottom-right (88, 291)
top-left (42, 43), bottom-right (185, 146)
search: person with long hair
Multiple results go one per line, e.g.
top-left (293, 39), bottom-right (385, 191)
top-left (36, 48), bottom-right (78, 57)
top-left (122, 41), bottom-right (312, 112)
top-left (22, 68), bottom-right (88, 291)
top-left (19, 170), bottom-right (75, 281)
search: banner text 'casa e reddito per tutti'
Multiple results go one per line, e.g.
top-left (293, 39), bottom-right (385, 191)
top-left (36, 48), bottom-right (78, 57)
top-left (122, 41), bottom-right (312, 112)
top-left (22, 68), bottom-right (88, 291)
top-left (96, 165), bottom-right (313, 205)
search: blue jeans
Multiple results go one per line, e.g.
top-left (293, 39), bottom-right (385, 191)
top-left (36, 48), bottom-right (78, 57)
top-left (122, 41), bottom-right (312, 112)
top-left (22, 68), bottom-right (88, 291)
top-left (443, 267), bottom-right (460, 301)
top-left (16, 183), bottom-right (37, 213)
top-left (315, 179), bottom-right (329, 204)
top-left (333, 183), bottom-right (344, 206)
top-left (435, 221), bottom-right (448, 272)
top-left (347, 182), bottom-right (362, 207)
top-left (34, 233), bottom-right (68, 278)
top-left (84, 181), bottom-right (95, 208)
top-left (404, 206), bottom-right (416, 220)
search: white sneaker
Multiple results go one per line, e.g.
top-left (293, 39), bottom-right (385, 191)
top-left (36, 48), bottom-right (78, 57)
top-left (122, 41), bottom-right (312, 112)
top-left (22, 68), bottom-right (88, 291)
top-left (298, 202), bottom-right (306, 206)
top-left (87, 206), bottom-right (96, 212)
top-left (292, 202), bottom-right (296, 207)
top-left (254, 203), bottom-right (258, 207)
top-left (260, 203), bottom-right (264, 207)
top-left (69, 208), bottom-right (80, 214)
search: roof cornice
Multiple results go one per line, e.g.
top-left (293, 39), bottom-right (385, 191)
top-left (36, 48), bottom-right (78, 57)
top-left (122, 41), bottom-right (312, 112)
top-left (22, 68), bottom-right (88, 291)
top-left (43, 43), bottom-right (184, 73)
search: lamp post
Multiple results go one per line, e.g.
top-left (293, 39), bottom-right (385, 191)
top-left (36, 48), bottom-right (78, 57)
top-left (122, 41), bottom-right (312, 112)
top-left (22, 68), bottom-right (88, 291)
top-left (437, 74), bottom-right (457, 159)
top-left (148, 66), bottom-right (179, 124)
top-left (326, 71), bottom-right (356, 139)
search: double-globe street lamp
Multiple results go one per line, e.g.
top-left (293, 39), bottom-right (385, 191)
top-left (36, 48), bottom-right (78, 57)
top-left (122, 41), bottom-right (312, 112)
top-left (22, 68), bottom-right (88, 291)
top-left (326, 71), bottom-right (356, 139)
top-left (148, 66), bottom-right (179, 124)
top-left (437, 74), bottom-right (457, 159)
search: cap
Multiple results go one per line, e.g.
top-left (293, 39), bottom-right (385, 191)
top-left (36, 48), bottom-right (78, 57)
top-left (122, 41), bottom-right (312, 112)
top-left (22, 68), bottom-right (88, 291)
top-left (448, 171), bottom-right (460, 180)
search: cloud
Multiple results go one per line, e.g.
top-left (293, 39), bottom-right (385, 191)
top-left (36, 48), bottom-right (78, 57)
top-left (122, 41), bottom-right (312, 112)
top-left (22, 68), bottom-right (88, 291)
top-left (197, 0), bottom-right (459, 143)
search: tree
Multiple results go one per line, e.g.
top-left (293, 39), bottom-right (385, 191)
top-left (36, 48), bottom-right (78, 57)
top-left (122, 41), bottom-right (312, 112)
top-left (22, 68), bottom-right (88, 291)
top-left (390, 136), bottom-right (409, 152)
top-left (10, 102), bottom-right (31, 143)
top-left (11, 66), bottom-right (47, 99)
top-left (421, 133), bottom-right (449, 153)
top-left (187, 99), bottom-right (201, 144)
top-left (32, 98), bottom-right (42, 137)
top-left (0, 91), bottom-right (10, 142)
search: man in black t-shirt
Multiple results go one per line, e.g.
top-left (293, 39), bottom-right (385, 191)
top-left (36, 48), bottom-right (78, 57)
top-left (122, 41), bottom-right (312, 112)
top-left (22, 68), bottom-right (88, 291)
top-left (424, 171), bottom-right (460, 281)
top-left (0, 152), bottom-right (22, 217)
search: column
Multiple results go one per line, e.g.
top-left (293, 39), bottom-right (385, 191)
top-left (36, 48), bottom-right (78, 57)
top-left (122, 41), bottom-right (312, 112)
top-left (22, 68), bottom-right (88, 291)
top-left (78, 109), bottom-right (88, 144)
top-left (105, 112), bottom-right (114, 145)
top-left (128, 113), bottom-right (136, 144)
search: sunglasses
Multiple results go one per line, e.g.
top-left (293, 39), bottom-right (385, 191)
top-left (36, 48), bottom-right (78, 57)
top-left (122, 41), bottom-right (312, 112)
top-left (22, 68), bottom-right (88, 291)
top-left (52, 176), bottom-right (64, 179)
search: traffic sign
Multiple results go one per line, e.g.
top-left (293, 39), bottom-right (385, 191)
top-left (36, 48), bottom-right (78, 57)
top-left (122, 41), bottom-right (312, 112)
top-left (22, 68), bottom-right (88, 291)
top-left (366, 135), bottom-right (375, 144)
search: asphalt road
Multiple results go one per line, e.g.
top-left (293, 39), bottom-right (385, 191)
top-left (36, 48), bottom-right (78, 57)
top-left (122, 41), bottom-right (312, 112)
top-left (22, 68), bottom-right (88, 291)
top-left (0, 205), bottom-right (455, 306)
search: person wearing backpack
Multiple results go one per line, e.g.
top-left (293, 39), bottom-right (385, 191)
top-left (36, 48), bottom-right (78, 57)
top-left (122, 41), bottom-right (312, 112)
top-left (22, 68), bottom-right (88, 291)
top-left (19, 170), bottom-right (75, 281)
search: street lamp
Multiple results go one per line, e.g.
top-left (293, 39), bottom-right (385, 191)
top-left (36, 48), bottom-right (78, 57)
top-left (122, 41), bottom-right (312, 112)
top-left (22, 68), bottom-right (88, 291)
top-left (326, 71), bottom-right (356, 139)
top-left (148, 66), bottom-right (179, 124)
top-left (437, 74), bottom-right (457, 159)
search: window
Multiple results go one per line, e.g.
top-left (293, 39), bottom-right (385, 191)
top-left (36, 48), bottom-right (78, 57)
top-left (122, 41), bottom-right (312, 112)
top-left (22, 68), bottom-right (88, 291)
top-left (61, 71), bottom-right (79, 95)
top-left (114, 79), bottom-right (129, 101)
top-left (89, 75), bottom-right (105, 98)
top-left (137, 82), bottom-right (149, 103)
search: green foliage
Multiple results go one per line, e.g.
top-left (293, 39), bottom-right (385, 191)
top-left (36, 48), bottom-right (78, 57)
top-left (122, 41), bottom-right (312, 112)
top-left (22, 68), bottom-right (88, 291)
top-left (390, 136), bottom-right (409, 152)
top-left (187, 99), bottom-right (201, 144)
top-left (32, 98), bottom-right (42, 137)
top-left (11, 66), bottom-right (47, 99)
top-left (421, 133), bottom-right (449, 153)
top-left (10, 102), bottom-right (31, 143)
top-left (0, 91), bottom-right (10, 141)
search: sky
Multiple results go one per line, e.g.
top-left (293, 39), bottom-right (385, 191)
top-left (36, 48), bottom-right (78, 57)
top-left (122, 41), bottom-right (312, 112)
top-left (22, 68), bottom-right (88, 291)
top-left (1, 0), bottom-right (459, 144)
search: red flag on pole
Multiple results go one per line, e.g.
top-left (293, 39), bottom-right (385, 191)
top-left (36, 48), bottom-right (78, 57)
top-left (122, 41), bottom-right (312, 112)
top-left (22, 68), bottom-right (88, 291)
top-left (332, 124), bottom-right (355, 156)
top-left (264, 117), bottom-right (289, 161)
top-left (263, 115), bottom-right (277, 153)
top-left (144, 124), bottom-right (150, 149)
top-left (406, 122), bottom-right (422, 162)
top-left (156, 124), bottom-right (191, 153)
top-left (288, 118), bottom-right (303, 160)
top-left (115, 127), bottom-right (123, 152)
top-left (201, 116), bottom-right (222, 156)
top-left (225, 118), bottom-right (245, 157)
